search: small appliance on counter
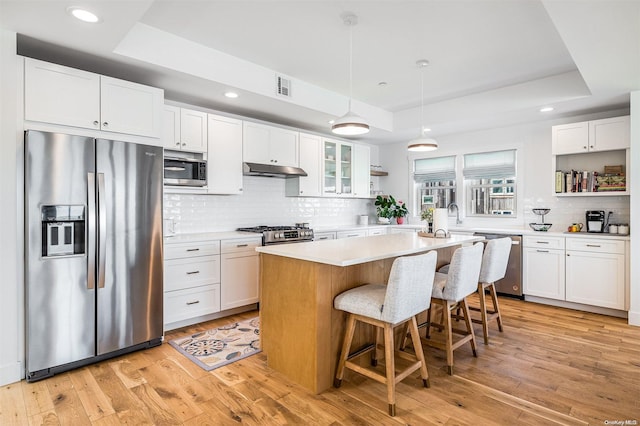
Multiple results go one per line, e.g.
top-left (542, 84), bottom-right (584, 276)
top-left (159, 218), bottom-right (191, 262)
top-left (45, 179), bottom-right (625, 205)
top-left (585, 210), bottom-right (607, 233)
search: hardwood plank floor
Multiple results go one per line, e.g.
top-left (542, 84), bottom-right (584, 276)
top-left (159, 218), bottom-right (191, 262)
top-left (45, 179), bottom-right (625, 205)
top-left (2, 298), bottom-right (639, 425)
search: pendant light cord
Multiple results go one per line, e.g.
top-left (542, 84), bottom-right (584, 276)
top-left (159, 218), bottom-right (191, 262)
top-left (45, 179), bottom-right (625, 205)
top-left (348, 19), bottom-right (353, 112)
top-left (420, 64), bottom-right (424, 136)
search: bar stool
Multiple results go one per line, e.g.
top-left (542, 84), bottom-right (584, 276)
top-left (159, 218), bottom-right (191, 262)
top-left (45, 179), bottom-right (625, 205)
top-left (333, 251), bottom-right (437, 416)
top-left (472, 237), bottom-right (511, 344)
top-left (423, 242), bottom-right (483, 375)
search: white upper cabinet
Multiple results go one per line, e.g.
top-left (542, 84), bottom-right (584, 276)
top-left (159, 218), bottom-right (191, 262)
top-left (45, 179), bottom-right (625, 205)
top-left (24, 58), bottom-right (164, 138)
top-left (323, 139), bottom-right (353, 197)
top-left (552, 116), bottom-right (630, 155)
top-left (353, 144), bottom-right (370, 198)
top-left (25, 58), bottom-right (100, 130)
top-left (207, 114), bottom-right (243, 194)
top-left (162, 106), bottom-right (208, 152)
top-left (243, 122), bottom-right (299, 167)
top-left (286, 132), bottom-right (322, 197)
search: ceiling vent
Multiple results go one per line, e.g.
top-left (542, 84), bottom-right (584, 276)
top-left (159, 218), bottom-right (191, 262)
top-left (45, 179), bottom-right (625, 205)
top-left (276, 75), bottom-right (291, 97)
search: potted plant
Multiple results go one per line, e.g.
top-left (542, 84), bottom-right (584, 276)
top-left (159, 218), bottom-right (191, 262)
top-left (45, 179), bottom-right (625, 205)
top-left (374, 195), bottom-right (396, 224)
top-left (393, 200), bottom-right (409, 224)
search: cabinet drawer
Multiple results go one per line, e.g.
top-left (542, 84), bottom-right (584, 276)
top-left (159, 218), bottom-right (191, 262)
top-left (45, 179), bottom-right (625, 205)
top-left (165, 256), bottom-right (220, 291)
top-left (523, 235), bottom-right (565, 249)
top-left (367, 228), bottom-right (387, 236)
top-left (565, 238), bottom-right (624, 254)
top-left (165, 240), bottom-right (220, 259)
top-left (164, 284), bottom-right (220, 324)
top-left (314, 232), bottom-right (336, 241)
top-left (221, 238), bottom-right (262, 254)
top-left (336, 230), bottom-right (367, 239)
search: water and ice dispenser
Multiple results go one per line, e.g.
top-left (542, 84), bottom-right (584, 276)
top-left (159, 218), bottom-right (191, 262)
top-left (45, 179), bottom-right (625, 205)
top-left (41, 205), bottom-right (85, 257)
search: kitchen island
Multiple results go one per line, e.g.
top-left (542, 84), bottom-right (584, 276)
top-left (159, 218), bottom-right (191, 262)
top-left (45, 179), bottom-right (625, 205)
top-left (256, 232), bottom-right (483, 394)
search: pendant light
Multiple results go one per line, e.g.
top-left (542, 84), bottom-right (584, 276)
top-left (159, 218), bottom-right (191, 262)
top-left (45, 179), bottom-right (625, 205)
top-left (408, 59), bottom-right (438, 151)
top-left (332, 13), bottom-right (370, 136)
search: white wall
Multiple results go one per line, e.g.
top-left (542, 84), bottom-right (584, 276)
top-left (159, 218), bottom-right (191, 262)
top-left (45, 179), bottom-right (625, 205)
top-left (0, 29), bottom-right (23, 386)
top-left (629, 91), bottom-right (639, 326)
top-left (379, 108), bottom-right (631, 231)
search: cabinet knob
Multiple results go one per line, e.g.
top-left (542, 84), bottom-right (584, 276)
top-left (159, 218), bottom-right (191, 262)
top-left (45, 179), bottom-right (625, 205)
top-left (93, 120), bottom-right (99, 126)
top-left (589, 145), bottom-right (594, 149)
top-left (103, 122), bottom-right (108, 127)
top-left (583, 146), bottom-right (587, 149)
top-left (239, 188), bottom-right (243, 191)
top-left (182, 143), bottom-right (186, 147)
top-left (175, 142), bottom-right (180, 146)
top-left (300, 191), bottom-right (303, 194)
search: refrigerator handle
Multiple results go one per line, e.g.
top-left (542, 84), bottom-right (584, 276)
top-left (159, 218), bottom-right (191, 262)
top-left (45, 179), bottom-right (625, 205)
top-left (87, 173), bottom-right (96, 290)
top-left (97, 173), bottom-right (107, 289)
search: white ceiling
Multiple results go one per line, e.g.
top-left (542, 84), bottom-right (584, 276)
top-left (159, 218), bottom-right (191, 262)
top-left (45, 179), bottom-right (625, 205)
top-left (1, 0), bottom-right (639, 144)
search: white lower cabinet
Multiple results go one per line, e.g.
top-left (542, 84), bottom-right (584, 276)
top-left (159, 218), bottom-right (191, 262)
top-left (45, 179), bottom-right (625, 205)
top-left (523, 235), bottom-right (627, 311)
top-left (220, 238), bottom-right (261, 311)
top-left (164, 240), bottom-right (221, 329)
top-left (336, 230), bottom-right (367, 239)
top-left (565, 238), bottom-right (625, 310)
top-left (367, 227), bottom-right (387, 236)
top-left (523, 247), bottom-right (565, 300)
top-left (314, 232), bottom-right (336, 241)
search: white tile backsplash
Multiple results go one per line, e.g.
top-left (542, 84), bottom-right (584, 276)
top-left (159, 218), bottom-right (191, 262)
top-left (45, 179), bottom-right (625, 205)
top-left (164, 176), bottom-right (376, 234)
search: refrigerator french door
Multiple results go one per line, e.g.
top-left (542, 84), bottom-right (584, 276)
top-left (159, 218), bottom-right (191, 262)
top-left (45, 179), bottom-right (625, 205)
top-left (25, 130), bottom-right (163, 381)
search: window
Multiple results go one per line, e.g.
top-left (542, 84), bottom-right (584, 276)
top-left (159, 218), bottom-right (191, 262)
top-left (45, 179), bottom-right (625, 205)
top-left (413, 156), bottom-right (456, 213)
top-left (463, 150), bottom-right (516, 216)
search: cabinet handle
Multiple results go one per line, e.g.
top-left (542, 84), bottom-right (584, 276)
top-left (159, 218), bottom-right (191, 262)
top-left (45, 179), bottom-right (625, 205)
top-left (536, 241), bottom-right (549, 244)
top-left (586, 244), bottom-right (601, 247)
top-left (346, 234), bottom-right (358, 237)
top-left (186, 271), bottom-right (200, 275)
top-left (186, 300), bottom-right (200, 305)
top-left (103, 122), bottom-right (108, 127)
top-left (536, 250), bottom-right (549, 253)
top-left (318, 237), bottom-right (328, 240)
top-left (236, 244), bottom-right (249, 247)
top-left (93, 120), bottom-right (99, 126)
top-left (186, 248), bottom-right (200, 252)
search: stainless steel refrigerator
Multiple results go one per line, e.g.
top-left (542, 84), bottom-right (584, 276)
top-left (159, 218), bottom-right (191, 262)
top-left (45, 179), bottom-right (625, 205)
top-left (25, 130), bottom-right (163, 381)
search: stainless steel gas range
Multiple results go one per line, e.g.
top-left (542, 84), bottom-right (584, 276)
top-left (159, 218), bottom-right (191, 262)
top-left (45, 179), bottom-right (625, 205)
top-left (237, 225), bottom-right (314, 245)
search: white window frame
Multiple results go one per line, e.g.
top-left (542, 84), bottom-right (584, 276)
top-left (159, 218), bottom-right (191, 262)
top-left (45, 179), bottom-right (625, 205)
top-left (463, 150), bottom-right (517, 217)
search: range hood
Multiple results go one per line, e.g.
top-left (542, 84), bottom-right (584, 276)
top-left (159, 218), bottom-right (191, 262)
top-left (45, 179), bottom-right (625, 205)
top-left (243, 162), bottom-right (307, 178)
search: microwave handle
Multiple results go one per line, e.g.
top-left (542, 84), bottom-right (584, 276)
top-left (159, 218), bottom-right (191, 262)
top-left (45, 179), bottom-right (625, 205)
top-left (164, 156), bottom-right (204, 163)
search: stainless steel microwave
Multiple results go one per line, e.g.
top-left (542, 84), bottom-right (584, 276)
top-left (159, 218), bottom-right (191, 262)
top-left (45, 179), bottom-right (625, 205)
top-left (164, 156), bottom-right (207, 187)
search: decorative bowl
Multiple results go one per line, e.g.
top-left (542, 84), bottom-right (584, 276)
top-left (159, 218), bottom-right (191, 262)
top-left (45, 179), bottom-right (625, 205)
top-left (532, 208), bottom-right (551, 216)
top-left (529, 223), bottom-right (552, 232)
top-left (377, 217), bottom-right (391, 224)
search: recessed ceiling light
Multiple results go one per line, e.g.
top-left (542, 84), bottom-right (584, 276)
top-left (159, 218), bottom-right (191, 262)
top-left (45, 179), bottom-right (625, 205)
top-left (540, 106), bottom-right (554, 113)
top-left (378, 81), bottom-right (387, 86)
top-left (422, 127), bottom-right (432, 133)
top-left (67, 7), bottom-right (100, 23)
top-left (328, 120), bottom-right (335, 124)
top-left (224, 91), bottom-right (239, 99)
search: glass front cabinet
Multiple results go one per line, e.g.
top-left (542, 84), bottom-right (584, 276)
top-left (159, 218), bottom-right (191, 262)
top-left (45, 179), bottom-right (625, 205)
top-left (323, 139), bottom-right (353, 196)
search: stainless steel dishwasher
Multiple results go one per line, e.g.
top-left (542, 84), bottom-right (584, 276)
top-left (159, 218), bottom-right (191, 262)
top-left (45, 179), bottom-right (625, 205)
top-left (473, 232), bottom-right (523, 298)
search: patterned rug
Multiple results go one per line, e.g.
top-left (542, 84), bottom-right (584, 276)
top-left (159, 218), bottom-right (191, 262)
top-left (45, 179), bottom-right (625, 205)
top-left (168, 317), bottom-right (261, 371)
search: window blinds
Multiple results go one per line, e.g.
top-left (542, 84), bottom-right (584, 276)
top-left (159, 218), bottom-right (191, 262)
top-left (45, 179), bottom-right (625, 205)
top-left (463, 150), bottom-right (516, 179)
top-left (414, 156), bottom-right (456, 183)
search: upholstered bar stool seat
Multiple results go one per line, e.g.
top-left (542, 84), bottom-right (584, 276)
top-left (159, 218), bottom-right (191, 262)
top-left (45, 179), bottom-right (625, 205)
top-left (333, 251), bottom-right (437, 416)
top-left (423, 242), bottom-right (484, 375)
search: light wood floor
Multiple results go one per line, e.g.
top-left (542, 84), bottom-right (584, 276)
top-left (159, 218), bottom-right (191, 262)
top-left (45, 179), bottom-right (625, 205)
top-left (2, 296), bottom-right (639, 425)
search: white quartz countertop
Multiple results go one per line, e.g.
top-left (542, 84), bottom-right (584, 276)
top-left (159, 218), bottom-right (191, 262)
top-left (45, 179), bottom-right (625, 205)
top-left (255, 232), bottom-right (484, 267)
top-left (164, 231), bottom-right (260, 243)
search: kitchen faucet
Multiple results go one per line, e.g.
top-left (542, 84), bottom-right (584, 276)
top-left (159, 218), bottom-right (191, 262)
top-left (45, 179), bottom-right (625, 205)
top-left (448, 202), bottom-right (462, 225)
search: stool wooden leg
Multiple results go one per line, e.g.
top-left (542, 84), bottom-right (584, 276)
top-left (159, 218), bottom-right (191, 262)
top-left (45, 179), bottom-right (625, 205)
top-left (409, 316), bottom-right (430, 388)
top-left (334, 314), bottom-right (356, 388)
top-left (383, 323), bottom-right (396, 416)
top-left (478, 283), bottom-right (489, 345)
top-left (442, 300), bottom-right (454, 375)
top-left (488, 283), bottom-right (503, 332)
top-left (372, 327), bottom-right (383, 366)
top-left (460, 298), bottom-right (477, 357)
top-left (425, 306), bottom-right (433, 339)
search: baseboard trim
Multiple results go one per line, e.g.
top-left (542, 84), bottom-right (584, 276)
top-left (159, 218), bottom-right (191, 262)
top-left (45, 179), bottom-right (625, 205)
top-left (627, 310), bottom-right (640, 326)
top-left (524, 295), bottom-right (627, 319)
top-left (0, 361), bottom-right (23, 386)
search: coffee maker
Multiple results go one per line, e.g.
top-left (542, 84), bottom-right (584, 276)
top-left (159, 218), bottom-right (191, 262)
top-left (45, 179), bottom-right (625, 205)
top-left (586, 210), bottom-right (605, 233)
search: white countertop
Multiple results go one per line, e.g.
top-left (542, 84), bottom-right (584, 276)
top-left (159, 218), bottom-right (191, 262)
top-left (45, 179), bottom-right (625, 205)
top-left (164, 231), bottom-right (260, 243)
top-left (255, 232), bottom-right (483, 267)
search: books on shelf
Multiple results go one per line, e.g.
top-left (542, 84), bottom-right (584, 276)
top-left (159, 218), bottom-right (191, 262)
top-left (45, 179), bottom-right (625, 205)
top-left (555, 169), bottom-right (626, 193)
